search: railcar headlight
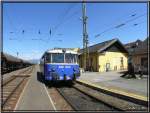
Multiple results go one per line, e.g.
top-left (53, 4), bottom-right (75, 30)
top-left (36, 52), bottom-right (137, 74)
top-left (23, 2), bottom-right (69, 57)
top-left (51, 68), bottom-right (55, 72)
top-left (73, 68), bottom-right (76, 71)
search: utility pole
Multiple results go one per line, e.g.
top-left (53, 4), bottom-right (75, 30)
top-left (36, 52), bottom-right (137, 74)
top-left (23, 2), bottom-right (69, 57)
top-left (82, 2), bottom-right (89, 71)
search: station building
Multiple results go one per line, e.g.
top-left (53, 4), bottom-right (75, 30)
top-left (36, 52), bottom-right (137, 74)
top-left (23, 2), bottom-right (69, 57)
top-left (78, 38), bottom-right (129, 72)
top-left (124, 38), bottom-right (148, 74)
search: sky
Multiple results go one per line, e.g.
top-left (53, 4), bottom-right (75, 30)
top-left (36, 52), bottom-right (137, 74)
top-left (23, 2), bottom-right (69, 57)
top-left (3, 2), bottom-right (148, 60)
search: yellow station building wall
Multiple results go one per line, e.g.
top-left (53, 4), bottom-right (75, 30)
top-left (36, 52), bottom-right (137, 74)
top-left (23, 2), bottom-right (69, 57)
top-left (98, 52), bottom-right (128, 72)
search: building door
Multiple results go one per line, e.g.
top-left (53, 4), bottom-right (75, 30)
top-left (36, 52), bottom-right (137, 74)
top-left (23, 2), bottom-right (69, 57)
top-left (106, 63), bottom-right (110, 72)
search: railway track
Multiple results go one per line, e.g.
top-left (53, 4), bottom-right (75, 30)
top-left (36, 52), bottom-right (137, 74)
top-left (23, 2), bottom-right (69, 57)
top-left (2, 66), bottom-right (34, 81)
top-left (48, 82), bottom-right (148, 111)
top-left (56, 85), bottom-right (118, 111)
top-left (2, 66), bottom-right (33, 75)
top-left (1, 66), bottom-right (34, 111)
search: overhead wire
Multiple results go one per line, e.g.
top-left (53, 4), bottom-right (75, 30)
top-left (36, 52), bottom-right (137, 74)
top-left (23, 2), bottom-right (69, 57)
top-left (121, 13), bottom-right (146, 25)
top-left (39, 3), bottom-right (80, 43)
top-left (7, 3), bottom-right (79, 43)
top-left (27, 3), bottom-right (78, 43)
top-left (5, 11), bottom-right (28, 42)
top-left (132, 21), bottom-right (146, 26)
top-left (50, 3), bottom-right (78, 39)
top-left (5, 12), bottom-right (20, 41)
top-left (53, 4), bottom-right (77, 29)
top-left (95, 12), bottom-right (147, 38)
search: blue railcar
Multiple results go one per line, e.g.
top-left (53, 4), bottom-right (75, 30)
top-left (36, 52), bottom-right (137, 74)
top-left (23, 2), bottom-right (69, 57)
top-left (40, 48), bottom-right (80, 82)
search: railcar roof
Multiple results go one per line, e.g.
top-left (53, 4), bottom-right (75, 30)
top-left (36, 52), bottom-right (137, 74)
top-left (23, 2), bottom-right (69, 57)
top-left (41, 49), bottom-right (78, 59)
top-left (46, 49), bottom-right (78, 54)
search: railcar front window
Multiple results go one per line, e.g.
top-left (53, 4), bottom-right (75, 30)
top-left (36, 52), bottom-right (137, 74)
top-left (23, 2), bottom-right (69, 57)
top-left (65, 53), bottom-right (77, 63)
top-left (52, 53), bottom-right (64, 63)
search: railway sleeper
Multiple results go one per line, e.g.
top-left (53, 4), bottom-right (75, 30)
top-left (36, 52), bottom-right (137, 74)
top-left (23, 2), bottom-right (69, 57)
top-left (2, 78), bottom-right (26, 107)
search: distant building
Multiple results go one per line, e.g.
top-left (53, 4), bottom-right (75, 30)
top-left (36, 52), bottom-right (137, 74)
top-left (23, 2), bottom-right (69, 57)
top-left (79, 38), bottom-right (128, 72)
top-left (124, 38), bottom-right (148, 74)
top-left (124, 39), bottom-right (143, 50)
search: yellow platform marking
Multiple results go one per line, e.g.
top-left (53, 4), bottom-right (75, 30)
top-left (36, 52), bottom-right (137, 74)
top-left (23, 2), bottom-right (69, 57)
top-left (77, 79), bottom-right (148, 102)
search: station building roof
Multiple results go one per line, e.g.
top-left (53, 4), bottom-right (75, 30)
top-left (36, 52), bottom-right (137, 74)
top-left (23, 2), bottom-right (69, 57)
top-left (79, 38), bottom-right (128, 55)
top-left (124, 37), bottom-right (148, 55)
top-left (133, 39), bottom-right (148, 55)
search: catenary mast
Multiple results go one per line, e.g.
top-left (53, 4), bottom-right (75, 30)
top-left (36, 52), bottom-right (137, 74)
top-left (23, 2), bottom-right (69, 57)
top-left (82, 2), bottom-right (89, 71)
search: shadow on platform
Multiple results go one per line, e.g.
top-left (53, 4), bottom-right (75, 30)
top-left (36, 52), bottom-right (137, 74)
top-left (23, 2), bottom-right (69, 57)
top-left (118, 71), bottom-right (128, 74)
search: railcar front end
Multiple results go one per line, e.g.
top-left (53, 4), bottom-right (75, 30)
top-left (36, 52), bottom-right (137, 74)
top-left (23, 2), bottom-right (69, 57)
top-left (40, 49), bottom-right (80, 82)
top-left (44, 63), bottom-right (80, 81)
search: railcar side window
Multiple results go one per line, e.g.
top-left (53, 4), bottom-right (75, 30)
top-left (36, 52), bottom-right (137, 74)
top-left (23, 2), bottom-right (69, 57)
top-left (46, 53), bottom-right (51, 63)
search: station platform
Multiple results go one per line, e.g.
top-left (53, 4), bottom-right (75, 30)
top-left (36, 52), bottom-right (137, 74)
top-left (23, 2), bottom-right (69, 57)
top-left (77, 71), bottom-right (148, 102)
top-left (15, 65), bottom-right (55, 111)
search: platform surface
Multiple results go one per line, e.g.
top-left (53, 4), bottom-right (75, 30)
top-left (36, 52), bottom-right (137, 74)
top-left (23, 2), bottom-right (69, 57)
top-left (78, 71), bottom-right (148, 98)
top-left (15, 65), bottom-right (55, 111)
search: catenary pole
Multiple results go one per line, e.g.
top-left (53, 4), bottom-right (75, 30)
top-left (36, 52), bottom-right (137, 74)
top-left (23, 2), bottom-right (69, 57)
top-left (82, 2), bottom-right (89, 71)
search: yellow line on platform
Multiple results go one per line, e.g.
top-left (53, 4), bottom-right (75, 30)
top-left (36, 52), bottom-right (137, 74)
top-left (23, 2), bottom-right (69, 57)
top-left (77, 79), bottom-right (148, 102)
